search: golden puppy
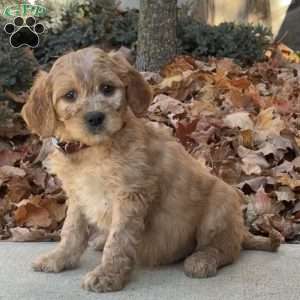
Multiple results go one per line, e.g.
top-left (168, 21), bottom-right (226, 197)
top-left (22, 47), bottom-right (279, 293)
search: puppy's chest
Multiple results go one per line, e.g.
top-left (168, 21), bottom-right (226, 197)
top-left (50, 152), bottom-right (122, 227)
top-left (73, 170), bottom-right (116, 227)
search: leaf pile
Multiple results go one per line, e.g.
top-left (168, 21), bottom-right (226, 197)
top-left (1, 44), bottom-right (300, 243)
top-left (0, 118), bottom-right (66, 241)
top-left (146, 47), bottom-right (300, 243)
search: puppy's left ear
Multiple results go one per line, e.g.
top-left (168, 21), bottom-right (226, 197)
top-left (111, 52), bottom-right (153, 117)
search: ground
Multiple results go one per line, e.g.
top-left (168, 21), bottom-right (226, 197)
top-left (0, 242), bottom-right (299, 300)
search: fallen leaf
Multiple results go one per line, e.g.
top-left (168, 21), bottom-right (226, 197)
top-left (0, 166), bottom-right (26, 180)
top-left (26, 167), bottom-right (48, 190)
top-left (160, 55), bottom-right (198, 77)
top-left (292, 157), bottom-right (300, 172)
top-left (277, 174), bottom-right (300, 191)
top-left (42, 198), bottom-right (66, 223)
top-left (239, 129), bottom-right (254, 148)
top-left (0, 150), bottom-right (23, 167)
top-left (216, 58), bottom-right (240, 75)
top-left (274, 186), bottom-right (296, 202)
top-left (253, 187), bottom-right (274, 215)
top-left (255, 107), bottom-right (285, 143)
top-left (238, 176), bottom-right (276, 194)
top-left (256, 141), bottom-right (284, 161)
top-left (241, 154), bottom-right (269, 175)
top-left (14, 197), bottom-right (52, 228)
top-left (175, 120), bottom-right (199, 149)
top-left (149, 94), bottom-right (185, 116)
top-left (4, 177), bottom-right (31, 203)
top-left (9, 227), bottom-right (60, 242)
top-left (188, 99), bottom-right (217, 117)
top-left (224, 112), bottom-right (254, 130)
top-left (272, 160), bottom-right (294, 175)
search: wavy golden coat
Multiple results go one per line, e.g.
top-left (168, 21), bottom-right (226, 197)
top-left (22, 47), bottom-right (279, 293)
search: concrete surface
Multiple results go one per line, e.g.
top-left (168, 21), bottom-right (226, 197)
top-left (0, 243), bottom-right (299, 300)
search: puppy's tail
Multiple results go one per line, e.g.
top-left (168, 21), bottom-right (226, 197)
top-left (242, 230), bottom-right (281, 252)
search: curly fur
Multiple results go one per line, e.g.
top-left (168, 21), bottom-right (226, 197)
top-left (22, 47), bottom-right (280, 293)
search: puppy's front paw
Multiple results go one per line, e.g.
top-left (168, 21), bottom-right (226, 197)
top-left (81, 269), bottom-right (126, 293)
top-left (32, 253), bottom-right (67, 273)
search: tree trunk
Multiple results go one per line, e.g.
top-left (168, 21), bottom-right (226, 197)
top-left (136, 0), bottom-right (177, 72)
top-left (246, 0), bottom-right (271, 28)
top-left (190, 0), bottom-right (215, 24)
top-left (190, 0), bottom-right (215, 25)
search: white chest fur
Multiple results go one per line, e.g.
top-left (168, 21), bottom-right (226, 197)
top-left (48, 148), bottom-right (122, 229)
top-left (72, 171), bottom-right (114, 228)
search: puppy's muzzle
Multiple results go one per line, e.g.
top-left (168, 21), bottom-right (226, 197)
top-left (84, 111), bottom-right (106, 133)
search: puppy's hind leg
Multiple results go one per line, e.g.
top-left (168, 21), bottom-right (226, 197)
top-left (184, 229), bottom-right (241, 278)
top-left (33, 203), bottom-right (88, 273)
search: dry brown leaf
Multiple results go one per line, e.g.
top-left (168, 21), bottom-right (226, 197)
top-left (160, 55), bottom-right (197, 77)
top-left (277, 174), bottom-right (300, 191)
top-left (154, 70), bottom-right (207, 101)
top-left (230, 78), bottom-right (251, 90)
top-left (9, 227), bottom-right (60, 242)
top-left (154, 74), bottom-right (185, 94)
top-left (238, 176), bottom-right (276, 193)
top-left (42, 198), bottom-right (66, 223)
top-left (0, 166), bottom-right (26, 180)
top-left (268, 215), bottom-right (299, 240)
top-left (149, 94), bottom-right (185, 116)
top-left (274, 186), bottom-right (296, 202)
top-left (175, 120), bottom-right (199, 149)
top-left (224, 112), bottom-right (254, 130)
top-left (197, 83), bottom-right (218, 102)
top-left (188, 99), bottom-right (217, 117)
top-left (272, 160), bottom-right (294, 175)
top-left (275, 44), bottom-right (300, 64)
top-left (26, 167), bottom-right (48, 190)
top-left (256, 142), bottom-right (283, 161)
top-left (4, 177), bottom-right (31, 203)
top-left (292, 157), bottom-right (300, 171)
top-left (253, 187), bottom-right (273, 215)
top-left (237, 145), bottom-right (255, 158)
top-left (0, 150), bottom-right (23, 167)
top-left (255, 107), bottom-right (285, 143)
top-left (239, 129), bottom-right (254, 148)
top-left (238, 146), bottom-right (269, 175)
top-left (14, 197), bottom-right (52, 228)
top-left (216, 58), bottom-right (240, 75)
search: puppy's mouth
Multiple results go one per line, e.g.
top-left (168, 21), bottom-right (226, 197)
top-left (55, 139), bottom-right (90, 154)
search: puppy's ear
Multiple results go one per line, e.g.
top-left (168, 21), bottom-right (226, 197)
top-left (111, 52), bottom-right (153, 117)
top-left (126, 68), bottom-right (153, 117)
top-left (22, 71), bottom-right (56, 137)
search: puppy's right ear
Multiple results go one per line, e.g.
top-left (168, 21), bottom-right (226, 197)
top-left (22, 71), bottom-right (56, 137)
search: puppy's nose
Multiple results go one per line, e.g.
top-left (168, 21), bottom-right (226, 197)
top-left (84, 111), bottom-right (105, 131)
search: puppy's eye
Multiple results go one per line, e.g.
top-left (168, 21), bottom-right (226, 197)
top-left (100, 84), bottom-right (115, 96)
top-left (64, 90), bottom-right (77, 102)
